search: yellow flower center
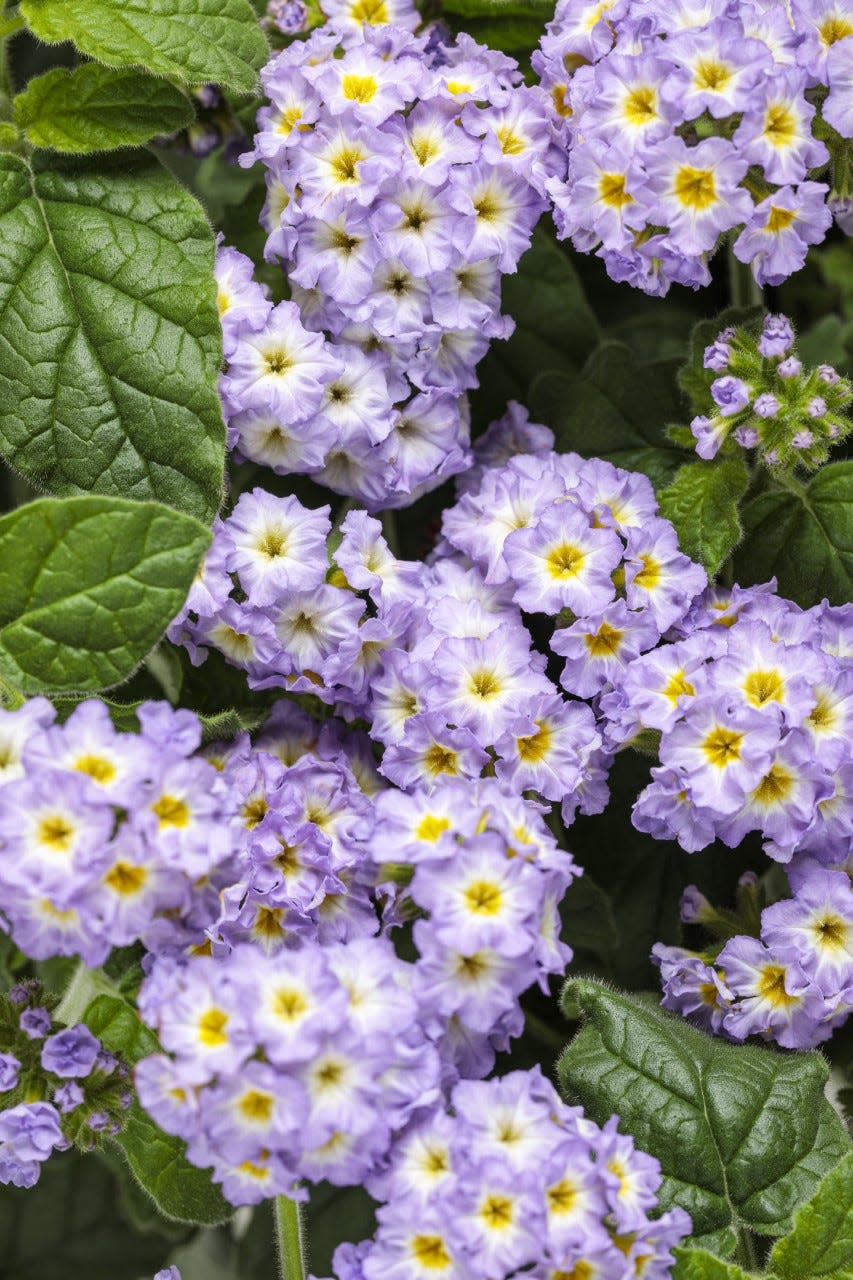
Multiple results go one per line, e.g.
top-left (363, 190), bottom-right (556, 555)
top-left (623, 85), bottom-right (658, 125)
top-left (701, 726), bottom-right (743, 768)
top-left (516, 719), bottom-right (553, 764)
top-left (152, 794), bottom-right (190, 829)
top-left (74, 754), bottom-right (117, 784)
top-left (752, 763), bottom-right (794, 806)
top-left (599, 172), bottom-right (633, 208)
top-left (469, 669), bottom-right (502, 699)
top-left (423, 745), bottom-right (459, 777)
top-left (766, 205), bottom-right (797, 233)
top-left (239, 1089), bottom-right (274, 1122)
top-left (273, 988), bottom-right (308, 1021)
top-left (197, 1008), bottom-right (229, 1046)
top-left (633, 554), bottom-right (661, 590)
top-left (481, 1194), bottom-right (514, 1229)
top-left (463, 879), bottom-right (503, 916)
top-left (349, 0), bottom-right (388, 24)
top-left (37, 815), bottom-right (75, 851)
top-left (743, 669), bottom-right (784, 707)
top-left (546, 543), bottom-right (586, 579)
top-left (411, 1235), bottom-right (452, 1269)
top-left (672, 165), bottom-right (717, 209)
top-left (341, 73), bottom-right (378, 103)
top-left (416, 814), bottom-right (451, 842)
top-left (104, 861), bottom-right (147, 895)
top-left (763, 103), bottom-right (796, 146)
top-left (694, 58), bottom-right (731, 91)
top-left (756, 964), bottom-right (799, 1008)
top-left (585, 620), bottom-right (624, 657)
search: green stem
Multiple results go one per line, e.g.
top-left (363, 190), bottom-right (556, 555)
top-left (275, 1193), bottom-right (307, 1280)
top-left (727, 245), bottom-right (763, 311)
top-left (734, 1224), bottom-right (759, 1272)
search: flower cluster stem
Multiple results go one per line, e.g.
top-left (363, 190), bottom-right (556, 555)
top-left (275, 1193), bottom-right (307, 1280)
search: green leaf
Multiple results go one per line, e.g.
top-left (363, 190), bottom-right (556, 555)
top-left (0, 495), bottom-right (210, 695)
top-left (671, 1247), bottom-right (753, 1280)
top-left (559, 872), bottom-right (619, 963)
top-left (84, 994), bottom-right (232, 1227)
top-left (441, 0), bottom-right (552, 15)
top-left (530, 343), bottom-right (688, 489)
top-left (471, 227), bottom-right (600, 426)
top-left (0, 1148), bottom-right (178, 1279)
top-left (14, 66), bottom-right (194, 152)
top-left (769, 1152), bottom-right (853, 1279)
top-left (658, 456), bottom-right (749, 577)
top-left (558, 980), bottom-right (851, 1241)
top-left (19, 0), bottom-right (267, 94)
top-left (734, 462), bottom-right (853, 607)
top-left (0, 149), bottom-right (225, 521)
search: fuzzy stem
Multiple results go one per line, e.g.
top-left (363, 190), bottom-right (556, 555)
top-left (275, 1193), bottom-right (307, 1280)
top-left (727, 246), bottom-right (763, 310)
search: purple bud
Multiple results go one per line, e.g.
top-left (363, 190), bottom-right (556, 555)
top-left (758, 314), bottom-right (795, 358)
top-left (0, 1054), bottom-right (20, 1092)
top-left (738, 871), bottom-right (759, 889)
top-left (711, 376), bottom-right (750, 417)
top-left (8, 984), bottom-right (32, 1008)
top-left (193, 84), bottom-right (220, 110)
top-left (94, 1050), bottom-right (118, 1076)
top-left (777, 356), bottom-right (802, 378)
top-left (87, 1110), bottom-right (110, 1133)
top-left (20, 1008), bottom-right (51, 1040)
top-left (818, 364), bottom-right (841, 385)
top-left (268, 0), bottom-right (308, 33)
top-left (734, 426), bottom-right (759, 448)
top-left (54, 1082), bottom-right (84, 1114)
top-left (764, 448), bottom-right (780, 465)
top-left (703, 340), bottom-right (731, 371)
top-left (752, 393), bottom-right (779, 419)
top-left (41, 1026), bottom-right (101, 1079)
top-left (680, 886), bottom-right (713, 924)
top-left (793, 430), bottom-right (814, 448)
top-left (807, 396), bottom-right (827, 418)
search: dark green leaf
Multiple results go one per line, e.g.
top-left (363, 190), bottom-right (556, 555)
top-left (84, 995), bottom-right (232, 1227)
top-left (734, 462), bottom-right (853, 607)
top-left (559, 872), bottom-right (619, 962)
top-left (530, 343), bottom-right (688, 489)
top-left (446, 15), bottom-right (549, 53)
top-left (471, 227), bottom-right (599, 426)
top-left (441, 0), bottom-right (552, 15)
top-left (769, 1152), bottom-right (853, 1279)
top-left (0, 149), bottom-right (225, 520)
top-left (658, 456), bottom-right (749, 577)
top-left (671, 1247), bottom-right (753, 1280)
top-left (14, 66), bottom-right (193, 152)
top-left (19, 0), bottom-right (267, 94)
top-left (0, 496), bottom-right (210, 694)
top-left (558, 980), bottom-right (851, 1241)
top-left (0, 1149), bottom-right (177, 1279)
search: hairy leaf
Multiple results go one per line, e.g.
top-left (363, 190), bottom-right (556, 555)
top-left (85, 994), bottom-right (232, 1226)
top-left (0, 149), bottom-right (225, 520)
top-left (659, 457), bottom-right (749, 576)
top-left (19, 0), bottom-right (267, 93)
top-left (671, 1248), bottom-right (753, 1280)
top-left (530, 343), bottom-right (687, 489)
top-left (734, 462), bottom-right (853, 607)
top-left (14, 66), bottom-right (194, 152)
top-left (769, 1152), bottom-right (853, 1279)
top-left (558, 980), bottom-right (850, 1241)
top-left (0, 495), bottom-right (210, 694)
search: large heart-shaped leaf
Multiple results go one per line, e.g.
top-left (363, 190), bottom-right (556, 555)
top-left (769, 1152), bottom-right (853, 1279)
top-left (659, 457), bottom-right (749, 577)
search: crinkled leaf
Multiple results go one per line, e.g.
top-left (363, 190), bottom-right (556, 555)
top-left (530, 343), bottom-right (688, 489)
top-left (671, 1248), bottom-right (753, 1280)
top-left (734, 462), bottom-right (853, 607)
top-left (769, 1152), bottom-right (853, 1279)
top-left (14, 66), bottom-right (194, 152)
top-left (84, 994), bottom-right (232, 1227)
top-left (0, 495), bottom-right (210, 694)
top-left (0, 149), bottom-right (225, 520)
top-left (558, 980), bottom-right (851, 1241)
top-left (19, 0), bottom-right (267, 93)
top-left (472, 227), bottom-right (599, 426)
top-left (0, 1148), bottom-right (177, 1279)
top-left (658, 456), bottom-right (749, 577)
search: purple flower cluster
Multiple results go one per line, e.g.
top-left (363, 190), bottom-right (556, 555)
top-left (535, 0), bottom-right (852, 294)
top-left (0, 985), bottom-right (131, 1188)
top-left (655, 855), bottom-right (853, 1050)
top-left (601, 582), bottom-right (852, 861)
top-left (0, 699), bottom-right (239, 964)
top-left (220, 20), bottom-right (553, 507)
top-left (322, 1068), bottom-right (690, 1280)
top-left (692, 313), bottom-right (852, 465)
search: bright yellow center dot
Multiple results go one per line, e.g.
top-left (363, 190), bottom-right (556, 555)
top-left (104, 861), bottom-right (147, 895)
top-left (239, 1089), bottom-right (274, 1122)
top-left (663, 669), bottom-right (695, 702)
top-left (446, 79), bottom-right (473, 95)
top-left (766, 204), bottom-right (797, 233)
top-left (217, 290), bottom-right (230, 316)
top-left (74, 754), bottom-right (117, 784)
top-left (330, 144), bottom-right (364, 183)
top-left (469, 669), bottom-right (502, 699)
top-left (623, 85), bottom-right (658, 125)
top-left (516, 719), bottom-right (553, 764)
top-left (198, 1008), bottom-right (229, 1046)
top-left (743, 669), bottom-right (784, 707)
top-left (633, 554), bottom-right (661, 590)
top-left (763, 103), bottom-right (796, 146)
top-left (423, 744), bottom-right (458, 777)
top-left (341, 72), bottom-right (379, 103)
top-left (410, 133), bottom-right (441, 166)
top-left (753, 762), bottom-right (794, 806)
top-left (474, 191), bottom-right (501, 222)
top-left (273, 987), bottom-right (308, 1021)
top-left (496, 124), bottom-right (526, 156)
top-left (37, 815), bottom-right (75, 852)
top-left (152, 794), bottom-right (190, 829)
top-left (242, 796), bottom-right (269, 829)
top-left (463, 879), bottom-right (503, 916)
top-left (264, 348), bottom-right (293, 375)
top-left (756, 964), bottom-right (799, 1008)
top-left (316, 1059), bottom-right (344, 1087)
top-left (672, 165), bottom-right (717, 209)
top-left (39, 897), bottom-right (78, 922)
top-left (239, 1158), bottom-right (271, 1180)
top-left (546, 542), bottom-right (586, 579)
top-left (411, 1235), bottom-right (452, 1269)
top-left (599, 172), bottom-right (633, 208)
top-left (699, 981), bottom-right (720, 1006)
top-left (256, 529), bottom-right (289, 560)
top-left (552, 1263), bottom-right (595, 1280)
top-left (585, 620), bottom-right (624, 657)
top-left (551, 83), bottom-right (573, 117)
top-left (813, 914), bottom-right (849, 950)
top-left (481, 1194), bottom-right (513, 1229)
top-left (701, 725), bottom-right (743, 768)
top-left (807, 694), bottom-right (835, 730)
top-left (547, 1178), bottom-right (579, 1215)
top-left (820, 14), bottom-right (853, 44)
top-left (277, 104), bottom-right (304, 134)
top-left (694, 58), bottom-right (731, 91)
top-left (416, 814), bottom-right (451, 842)
top-left (423, 1147), bottom-right (449, 1174)
top-left (350, 0), bottom-right (388, 23)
